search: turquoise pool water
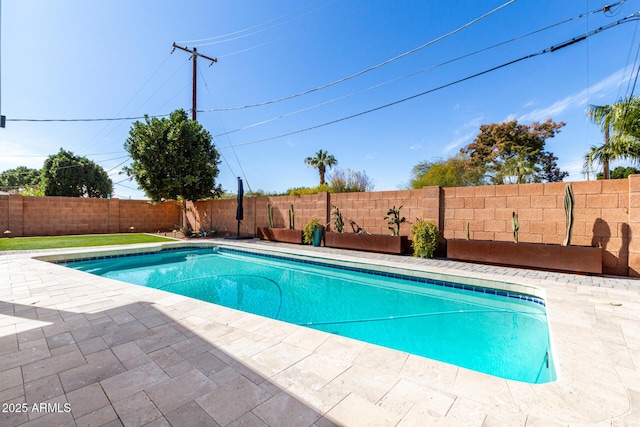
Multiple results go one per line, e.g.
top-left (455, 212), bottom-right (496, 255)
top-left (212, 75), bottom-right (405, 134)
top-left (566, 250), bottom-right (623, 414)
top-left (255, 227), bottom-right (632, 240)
top-left (65, 247), bottom-right (555, 383)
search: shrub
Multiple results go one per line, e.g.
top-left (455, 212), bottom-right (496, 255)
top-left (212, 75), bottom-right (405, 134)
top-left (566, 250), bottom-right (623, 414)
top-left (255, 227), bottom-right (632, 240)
top-left (303, 218), bottom-right (323, 244)
top-left (288, 184), bottom-right (332, 196)
top-left (411, 219), bottom-right (439, 258)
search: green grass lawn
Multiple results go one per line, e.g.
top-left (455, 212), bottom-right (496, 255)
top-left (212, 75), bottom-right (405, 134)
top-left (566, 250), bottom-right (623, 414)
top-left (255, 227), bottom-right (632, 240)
top-left (0, 233), bottom-right (178, 251)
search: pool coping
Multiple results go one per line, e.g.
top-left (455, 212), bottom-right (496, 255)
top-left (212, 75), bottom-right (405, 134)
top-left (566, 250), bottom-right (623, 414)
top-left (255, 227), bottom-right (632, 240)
top-left (2, 239), bottom-right (640, 425)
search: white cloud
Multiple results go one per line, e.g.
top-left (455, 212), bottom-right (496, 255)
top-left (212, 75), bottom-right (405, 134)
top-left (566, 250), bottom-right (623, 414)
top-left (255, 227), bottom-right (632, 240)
top-left (443, 130), bottom-right (476, 154)
top-left (517, 66), bottom-right (633, 123)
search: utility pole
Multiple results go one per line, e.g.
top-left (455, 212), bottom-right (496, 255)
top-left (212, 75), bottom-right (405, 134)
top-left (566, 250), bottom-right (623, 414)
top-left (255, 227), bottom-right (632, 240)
top-left (0, 0), bottom-right (5, 128)
top-left (172, 43), bottom-right (217, 121)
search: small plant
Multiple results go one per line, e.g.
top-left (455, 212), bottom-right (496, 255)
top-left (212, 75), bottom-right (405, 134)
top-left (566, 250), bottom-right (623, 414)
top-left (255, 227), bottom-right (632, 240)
top-left (267, 203), bottom-right (274, 228)
top-left (332, 206), bottom-right (344, 233)
top-left (385, 206), bottom-right (406, 236)
top-left (562, 184), bottom-right (574, 246)
top-left (465, 221), bottom-right (470, 240)
top-left (288, 204), bottom-right (295, 230)
top-left (303, 218), bottom-right (323, 245)
top-left (411, 219), bottom-right (439, 258)
top-left (512, 211), bottom-right (519, 243)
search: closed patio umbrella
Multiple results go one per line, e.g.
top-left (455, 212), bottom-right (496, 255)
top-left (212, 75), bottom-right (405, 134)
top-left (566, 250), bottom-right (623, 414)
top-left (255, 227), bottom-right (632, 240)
top-left (236, 177), bottom-right (243, 236)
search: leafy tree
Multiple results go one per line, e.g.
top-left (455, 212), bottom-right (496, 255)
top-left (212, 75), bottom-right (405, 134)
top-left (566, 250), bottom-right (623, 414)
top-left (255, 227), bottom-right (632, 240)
top-left (461, 119), bottom-right (567, 184)
top-left (328, 168), bottom-right (374, 192)
top-left (536, 152), bottom-right (569, 183)
top-left (304, 149), bottom-right (337, 185)
top-left (586, 96), bottom-right (640, 179)
top-left (596, 166), bottom-right (640, 180)
top-left (409, 154), bottom-right (483, 188)
top-left (0, 166), bottom-right (41, 193)
top-left (123, 109), bottom-right (222, 213)
top-left (41, 149), bottom-right (113, 197)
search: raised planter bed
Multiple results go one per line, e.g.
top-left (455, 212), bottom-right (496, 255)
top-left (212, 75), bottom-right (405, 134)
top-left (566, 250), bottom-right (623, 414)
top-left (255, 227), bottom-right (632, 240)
top-left (256, 227), bottom-right (303, 244)
top-left (447, 239), bottom-right (603, 274)
top-left (324, 232), bottom-right (408, 255)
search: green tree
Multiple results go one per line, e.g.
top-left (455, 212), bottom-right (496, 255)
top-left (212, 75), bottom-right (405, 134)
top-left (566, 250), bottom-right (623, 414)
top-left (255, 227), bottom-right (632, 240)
top-left (596, 166), bottom-right (640, 180)
top-left (586, 97), bottom-right (640, 179)
top-left (304, 149), bottom-right (337, 185)
top-left (0, 166), bottom-right (41, 193)
top-left (328, 168), bottom-right (374, 192)
top-left (41, 149), bottom-right (113, 197)
top-left (535, 152), bottom-right (568, 183)
top-left (409, 154), bottom-right (483, 188)
top-left (123, 109), bottom-right (222, 217)
top-left (461, 119), bottom-right (567, 184)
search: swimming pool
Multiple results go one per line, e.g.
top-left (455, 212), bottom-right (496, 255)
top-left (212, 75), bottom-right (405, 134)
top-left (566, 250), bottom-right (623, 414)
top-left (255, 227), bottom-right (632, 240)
top-left (64, 246), bottom-right (555, 384)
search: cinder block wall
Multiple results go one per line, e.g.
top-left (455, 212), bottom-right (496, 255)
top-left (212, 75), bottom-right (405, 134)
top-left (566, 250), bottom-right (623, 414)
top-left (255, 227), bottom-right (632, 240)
top-left (442, 179), bottom-right (633, 276)
top-left (3, 176), bottom-right (639, 276)
top-left (0, 196), bottom-right (179, 236)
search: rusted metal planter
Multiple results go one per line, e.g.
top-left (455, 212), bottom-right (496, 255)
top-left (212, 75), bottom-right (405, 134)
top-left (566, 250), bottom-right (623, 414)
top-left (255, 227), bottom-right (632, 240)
top-left (256, 227), bottom-right (303, 244)
top-left (447, 239), bottom-right (603, 274)
top-left (324, 232), bottom-right (407, 255)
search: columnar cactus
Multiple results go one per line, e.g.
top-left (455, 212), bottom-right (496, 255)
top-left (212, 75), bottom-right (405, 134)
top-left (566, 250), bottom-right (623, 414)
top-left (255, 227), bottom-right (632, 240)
top-left (562, 184), bottom-right (574, 246)
top-left (512, 212), bottom-right (519, 243)
top-left (267, 203), bottom-right (274, 228)
top-left (288, 204), bottom-right (295, 230)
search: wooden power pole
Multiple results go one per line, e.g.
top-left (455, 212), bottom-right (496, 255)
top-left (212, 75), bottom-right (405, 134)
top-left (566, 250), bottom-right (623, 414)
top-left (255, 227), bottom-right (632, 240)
top-left (172, 43), bottom-right (217, 121)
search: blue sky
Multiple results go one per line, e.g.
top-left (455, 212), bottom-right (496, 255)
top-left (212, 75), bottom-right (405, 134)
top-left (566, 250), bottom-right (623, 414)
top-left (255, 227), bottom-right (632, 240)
top-left (2, 0), bottom-right (639, 198)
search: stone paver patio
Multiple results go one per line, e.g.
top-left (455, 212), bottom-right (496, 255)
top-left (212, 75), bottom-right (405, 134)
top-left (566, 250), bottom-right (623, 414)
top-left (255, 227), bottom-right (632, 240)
top-left (2, 238), bottom-right (640, 426)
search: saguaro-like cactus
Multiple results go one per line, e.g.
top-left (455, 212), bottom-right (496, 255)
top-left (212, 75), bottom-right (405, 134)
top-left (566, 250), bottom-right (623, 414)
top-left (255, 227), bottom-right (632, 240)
top-left (267, 203), bottom-right (274, 228)
top-left (562, 184), bottom-right (574, 246)
top-left (512, 212), bottom-right (519, 243)
top-left (288, 204), bottom-right (295, 230)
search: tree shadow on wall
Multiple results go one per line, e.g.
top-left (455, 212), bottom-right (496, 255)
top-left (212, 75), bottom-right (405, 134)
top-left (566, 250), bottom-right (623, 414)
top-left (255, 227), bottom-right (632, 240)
top-left (592, 218), bottom-right (631, 276)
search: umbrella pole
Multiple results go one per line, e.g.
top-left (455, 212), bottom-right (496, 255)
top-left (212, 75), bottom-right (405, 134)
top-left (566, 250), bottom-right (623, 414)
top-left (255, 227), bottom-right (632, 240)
top-left (237, 220), bottom-right (240, 237)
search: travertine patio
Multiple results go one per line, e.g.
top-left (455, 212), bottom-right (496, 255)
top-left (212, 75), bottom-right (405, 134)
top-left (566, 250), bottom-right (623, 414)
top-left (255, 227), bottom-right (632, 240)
top-left (1, 239), bottom-right (640, 426)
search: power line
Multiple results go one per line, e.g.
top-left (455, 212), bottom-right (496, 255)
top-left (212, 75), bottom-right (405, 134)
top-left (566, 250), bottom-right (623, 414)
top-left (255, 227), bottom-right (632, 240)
top-left (218, 12), bottom-right (640, 149)
top-left (7, 113), bottom-right (170, 123)
top-left (7, 54), bottom-right (192, 123)
top-left (74, 53), bottom-right (175, 154)
top-left (195, 63), bottom-right (239, 183)
top-left (216, 0), bottom-right (387, 60)
top-left (182, 0), bottom-right (338, 47)
top-left (203, 0), bottom-right (516, 112)
top-left (213, 2), bottom-right (620, 138)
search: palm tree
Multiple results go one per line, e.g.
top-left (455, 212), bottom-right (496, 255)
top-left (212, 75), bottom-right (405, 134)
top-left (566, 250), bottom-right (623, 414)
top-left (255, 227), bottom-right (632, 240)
top-left (304, 149), bottom-right (337, 185)
top-left (586, 97), bottom-right (640, 179)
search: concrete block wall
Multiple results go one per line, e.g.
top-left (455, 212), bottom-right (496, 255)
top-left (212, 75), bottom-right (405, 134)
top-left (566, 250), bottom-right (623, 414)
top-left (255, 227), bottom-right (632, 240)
top-left (0, 195), bottom-right (179, 236)
top-left (329, 187), bottom-right (440, 236)
top-left (442, 178), bottom-right (636, 276)
top-left (3, 176), bottom-right (639, 276)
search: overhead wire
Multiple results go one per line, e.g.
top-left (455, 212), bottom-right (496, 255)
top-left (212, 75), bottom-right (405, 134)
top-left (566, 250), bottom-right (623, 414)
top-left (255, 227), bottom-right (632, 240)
top-left (215, 0), bottom-right (387, 59)
top-left (186, 0), bottom-right (339, 47)
top-left (212, 1), bottom-right (621, 138)
top-left (195, 63), bottom-right (243, 189)
top-left (74, 53), bottom-right (175, 154)
top-left (176, 0), bottom-right (331, 45)
top-left (7, 55), bottom-right (191, 123)
top-left (218, 12), bottom-right (640, 149)
top-left (204, 0), bottom-right (517, 112)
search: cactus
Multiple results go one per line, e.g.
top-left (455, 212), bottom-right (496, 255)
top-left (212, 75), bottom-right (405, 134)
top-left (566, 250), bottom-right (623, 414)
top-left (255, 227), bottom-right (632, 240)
top-left (288, 204), bottom-right (295, 230)
top-left (384, 206), bottom-right (406, 236)
top-left (267, 203), bottom-right (274, 228)
top-left (332, 206), bottom-right (344, 233)
top-left (465, 221), bottom-right (470, 240)
top-left (562, 184), bottom-right (574, 246)
top-left (512, 212), bottom-right (519, 243)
